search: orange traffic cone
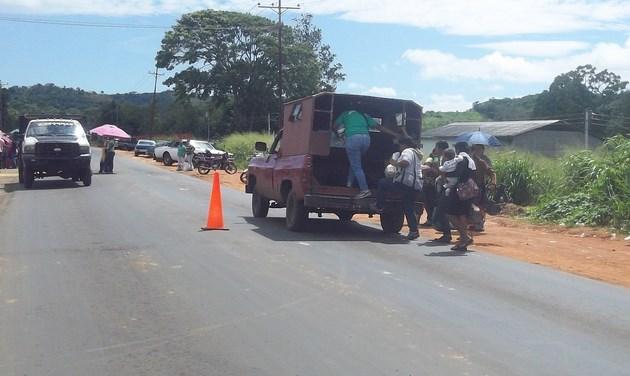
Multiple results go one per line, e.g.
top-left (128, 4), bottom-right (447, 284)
top-left (201, 171), bottom-right (229, 231)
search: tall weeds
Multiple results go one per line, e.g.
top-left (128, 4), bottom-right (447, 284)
top-left (531, 136), bottom-right (630, 230)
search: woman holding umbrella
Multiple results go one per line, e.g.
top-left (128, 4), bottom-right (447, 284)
top-left (455, 130), bottom-right (500, 232)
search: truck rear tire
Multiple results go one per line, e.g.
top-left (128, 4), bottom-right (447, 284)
top-left (286, 191), bottom-right (308, 231)
top-left (380, 208), bottom-right (404, 234)
top-left (252, 191), bottom-right (269, 218)
top-left (23, 168), bottom-right (34, 189)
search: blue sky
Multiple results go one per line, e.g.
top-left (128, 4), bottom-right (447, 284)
top-left (1, 0), bottom-right (630, 111)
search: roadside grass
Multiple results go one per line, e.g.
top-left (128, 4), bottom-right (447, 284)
top-left (492, 136), bottom-right (630, 231)
top-left (216, 132), bottom-right (274, 169)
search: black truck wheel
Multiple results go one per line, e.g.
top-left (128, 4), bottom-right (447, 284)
top-left (252, 191), bottom-right (270, 218)
top-left (286, 191), bottom-right (308, 231)
top-left (23, 168), bottom-right (34, 189)
top-left (82, 170), bottom-right (92, 186)
top-left (380, 207), bottom-right (404, 234)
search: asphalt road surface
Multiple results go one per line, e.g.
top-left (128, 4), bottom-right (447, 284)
top-left (1, 151), bottom-right (629, 376)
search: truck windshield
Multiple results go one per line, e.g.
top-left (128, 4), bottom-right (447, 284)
top-left (26, 122), bottom-right (85, 137)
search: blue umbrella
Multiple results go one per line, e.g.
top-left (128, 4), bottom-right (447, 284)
top-left (455, 131), bottom-right (502, 146)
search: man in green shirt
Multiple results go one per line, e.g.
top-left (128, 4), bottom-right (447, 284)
top-left (334, 110), bottom-right (379, 199)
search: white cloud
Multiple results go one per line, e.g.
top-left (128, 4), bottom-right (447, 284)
top-left (471, 41), bottom-right (591, 58)
top-left (364, 86), bottom-right (397, 97)
top-left (403, 37), bottom-right (630, 84)
top-left (2, 1), bottom-right (630, 36)
top-left (345, 82), bottom-right (365, 90)
top-left (424, 94), bottom-right (472, 112)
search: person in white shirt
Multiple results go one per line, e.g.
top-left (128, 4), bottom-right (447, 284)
top-left (372, 137), bottom-right (423, 240)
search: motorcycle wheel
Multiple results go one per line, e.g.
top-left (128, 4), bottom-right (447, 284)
top-left (198, 165), bottom-right (211, 175)
top-left (224, 162), bottom-right (237, 175)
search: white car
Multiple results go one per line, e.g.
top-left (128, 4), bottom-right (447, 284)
top-left (153, 140), bottom-right (226, 166)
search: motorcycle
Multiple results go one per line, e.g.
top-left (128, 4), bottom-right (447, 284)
top-left (195, 151), bottom-right (237, 175)
top-left (239, 152), bottom-right (264, 184)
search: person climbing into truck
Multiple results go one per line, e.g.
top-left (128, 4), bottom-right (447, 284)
top-left (372, 137), bottom-right (424, 240)
top-left (334, 109), bottom-right (399, 199)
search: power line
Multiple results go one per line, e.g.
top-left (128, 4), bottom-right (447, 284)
top-left (0, 16), bottom-right (168, 29)
top-left (0, 15), bottom-right (276, 31)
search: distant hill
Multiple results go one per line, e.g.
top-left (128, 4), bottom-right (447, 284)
top-left (2, 84), bottom-right (209, 137)
top-left (4, 66), bottom-right (628, 139)
top-left (423, 110), bottom-right (486, 131)
top-left (472, 94), bottom-right (540, 121)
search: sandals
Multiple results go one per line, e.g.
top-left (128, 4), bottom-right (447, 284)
top-left (451, 237), bottom-right (473, 251)
top-left (433, 235), bottom-right (452, 243)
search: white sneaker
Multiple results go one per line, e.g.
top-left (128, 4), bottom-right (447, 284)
top-left (355, 190), bottom-right (372, 199)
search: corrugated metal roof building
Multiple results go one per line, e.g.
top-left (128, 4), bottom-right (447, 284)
top-left (421, 120), bottom-right (601, 156)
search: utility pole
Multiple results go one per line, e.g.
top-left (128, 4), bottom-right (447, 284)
top-left (149, 68), bottom-right (164, 138)
top-left (584, 109), bottom-right (591, 149)
top-left (258, 1), bottom-right (300, 131)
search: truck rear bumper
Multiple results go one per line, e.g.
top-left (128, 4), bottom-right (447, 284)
top-left (304, 193), bottom-right (423, 213)
top-left (304, 194), bottom-right (374, 211)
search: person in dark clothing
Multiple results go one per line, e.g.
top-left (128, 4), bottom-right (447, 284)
top-left (431, 148), bottom-right (456, 243)
top-left (420, 140), bottom-right (449, 226)
top-left (104, 138), bottom-right (116, 173)
top-left (373, 137), bottom-right (424, 240)
top-left (440, 142), bottom-right (476, 251)
top-left (470, 144), bottom-right (496, 231)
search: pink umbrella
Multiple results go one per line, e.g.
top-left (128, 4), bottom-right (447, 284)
top-left (89, 124), bottom-right (131, 139)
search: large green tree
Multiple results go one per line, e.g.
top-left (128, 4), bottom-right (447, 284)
top-left (534, 65), bottom-right (628, 117)
top-left (156, 10), bottom-right (344, 133)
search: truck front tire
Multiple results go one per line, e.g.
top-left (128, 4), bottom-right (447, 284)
top-left (286, 191), bottom-right (308, 231)
top-left (23, 167), bottom-right (34, 189)
top-left (82, 170), bottom-right (92, 186)
top-left (252, 191), bottom-right (269, 218)
top-left (380, 208), bottom-right (404, 234)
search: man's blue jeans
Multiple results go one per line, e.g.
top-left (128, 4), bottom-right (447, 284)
top-left (345, 134), bottom-right (370, 191)
top-left (376, 179), bottom-right (419, 232)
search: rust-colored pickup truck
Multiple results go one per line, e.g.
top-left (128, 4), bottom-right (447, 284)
top-left (245, 93), bottom-right (423, 232)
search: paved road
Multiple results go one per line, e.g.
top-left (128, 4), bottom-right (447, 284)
top-left (1, 152), bottom-right (629, 376)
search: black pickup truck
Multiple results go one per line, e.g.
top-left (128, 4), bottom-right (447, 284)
top-left (18, 116), bottom-right (92, 188)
